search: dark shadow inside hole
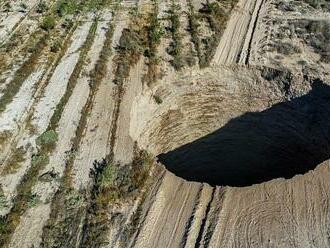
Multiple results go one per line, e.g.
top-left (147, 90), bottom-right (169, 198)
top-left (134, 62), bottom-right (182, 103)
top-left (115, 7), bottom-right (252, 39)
top-left (158, 80), bottom-right (330, 187)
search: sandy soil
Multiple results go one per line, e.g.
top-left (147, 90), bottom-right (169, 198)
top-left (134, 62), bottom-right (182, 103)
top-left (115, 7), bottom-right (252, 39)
top-left (8, 17), bottom-right (112, 248)
top-left (0, 21), bottom-right (92, 210)
top-left (0, 69), bottom-right (44, 133)
top-left (0, 0), bottom-right (39, 44)
top-left (113, 58), bottom-right (145, 164)
top-left (211, 0), bottom-right (262, 65)
top-left (72, 11), bottom-right (128, 189)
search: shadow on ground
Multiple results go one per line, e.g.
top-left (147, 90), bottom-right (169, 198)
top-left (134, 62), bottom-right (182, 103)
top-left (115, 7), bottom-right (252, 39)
top-left (158, 80), bottom-right (330, 187)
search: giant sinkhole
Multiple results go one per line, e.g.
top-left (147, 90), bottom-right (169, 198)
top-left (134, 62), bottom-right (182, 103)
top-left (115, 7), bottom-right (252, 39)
top-left (135, 67), bottom-right (330, 187)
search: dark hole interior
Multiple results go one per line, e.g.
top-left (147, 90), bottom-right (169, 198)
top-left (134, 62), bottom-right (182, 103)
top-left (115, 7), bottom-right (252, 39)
top-left (158, 80), bottom-right (330, 187)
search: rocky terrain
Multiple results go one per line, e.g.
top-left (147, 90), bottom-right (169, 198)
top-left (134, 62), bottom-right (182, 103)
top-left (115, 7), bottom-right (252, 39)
top-left (0, 0), bottom-right (329, 247)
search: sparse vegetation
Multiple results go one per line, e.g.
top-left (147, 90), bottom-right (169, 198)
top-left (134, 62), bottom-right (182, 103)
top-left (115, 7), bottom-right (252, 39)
top-left (50, 40), bottom-right (62, 53)
top-left (198, 1), bottom-right (238, 67)
top-left (55, 0), bottom-right (81, 17)
top-left (144, 2), bottom-right (165, 86)
top-left (36, 130), bottom-right (58, 152)
top-left (4, 3), bottom-right (12, 12)
top-left (41, 21), bottom-right (115, 247)
top-left (114, 13), bottom-right (149, 85)
top-left (0, 131), bottom-right (12, 149)
top-left (0, 35), bottom-right (48, 114)
top-left (303, 0), bottom-right (330, 10)
top-left (276, 0), bottom-right (330, 12)
top-left (31, 153), bottom-right (50, 168)
top-left (273, 41), bottom-right (302, 55)
top-left (81, 149), bottom-right (154, 246)
top-left (28, 194), bottom-right (41, 208)
top-left (153, 95), bottom-right (163, 104)
top-left (36, 1), bottom-right (49, 14)
top-left (292, 20), bottom-right (330, 63)
top-left (187, 2), bottom-right (202, 66)
top-left (1, 146), bottom-right (26, 175)
top-left (54, 0), bottom-right (112, 17)
top-left (0, 19), bottom-right (98, 247)
top-left (19, 3), bottom-right (28, 12)
top-left (0, 188), bottom-right (8, 210)
top-left (41, 16), bottom-right (56, 31)
top-left (167, 3), bottom-right (184, 70)
top-left (48, 21), bottom-right (97, 133)
top-left (89, 25), bottom-right (113, 86)
top-left (187, 0), bottom-right (240, 67)
top-left (0, 149), bottom-right (50, 245)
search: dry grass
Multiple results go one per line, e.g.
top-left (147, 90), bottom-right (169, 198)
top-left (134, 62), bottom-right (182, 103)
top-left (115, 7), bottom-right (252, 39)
top-left (81, 148), bottom-right (155, 247)
top-left (80, 10), bottom-right (159, 246)
top-left (0, 149), bottom-right (49, 246)
top-left (41, 20), bottom-right (116, 247)
top-left (48, 21), bottom-right (97, 132)
top-left (167, 2), bottom-right (184, 70)
top-left (1, 146), bottom-right (26, 176)
top-left (0, 131), bottom-right (11, 149)
top-left (0, 35), bottom-right (48, 114)
top-left (0, 18), bottom-right (98, 248)
top-left (143, 2), bottom-right (165, 86)
top-left (113, 12), bottom-right (149, 85)
top-left (292, 19), bottom-right (330, 63)
top-left (188, 1), bottom-right (239, 67)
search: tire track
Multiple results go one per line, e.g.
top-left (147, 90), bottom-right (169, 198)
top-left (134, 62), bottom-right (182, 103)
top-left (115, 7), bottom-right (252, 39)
top-left (241, 0), bottom-right (265, 64)
top-left (211, 0), bottom-right (264, 65)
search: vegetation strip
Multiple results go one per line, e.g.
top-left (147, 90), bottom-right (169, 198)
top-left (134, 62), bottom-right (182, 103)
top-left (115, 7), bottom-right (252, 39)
top-left (188, 0), bottom-right (239, 67)
top-left (81, 148), bottom-right (155, 247)
top-left (187, 1), bottom-right (202, 67)
top-left (0, 19), bottom-right (79, 176)
top-left (0, 34), bottom-right (48, 113)
top-left (41, 19), bottom-right (115, 247)
top-left (0, 19), bottom-right (97, 247)
top-left (47, 21), bottom-right (97, 132)
top-left (167, 1), bottom-right (184, 70)
top-left (81, 9), bottom-right (158, 246)
top-left (0, 0), bottom-right (60, 88)
top-left (143, 1), bottom-right (165, 86)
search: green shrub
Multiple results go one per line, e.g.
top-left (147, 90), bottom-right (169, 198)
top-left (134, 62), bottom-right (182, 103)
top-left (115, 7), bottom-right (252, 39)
top-left (36, 1), bottom-right (48, 13)
top-left (0, 190), bottom-right (8, 210)
top-left (66, 190), bottom-right (84, 208)
top-left (274, 41), bottom-right (301, 55)
top-left (41, 16), bottom-right (56, 31)
top-left (31, 154), bottom-right (49, 168)
top-left (4, 3), bottom-right (12, 12)
top-left (144, 4), bottom-right (165, 86)
top-left (153, 95), bottom-right (163, 104)
top-left (188, 3), bottom-right (201, 65)
top-left (61, 18), bottom-right (73, 30)
top-left (36, 130), bottom-right (58, 152)
top-left (291, 19), bottom-right (330, 62)
top-left (19, 3), bottom-right (28, 12)
top-left (28, 194), bottom-right (41, 208)
top-left (97, 164), bottom-right (118, 189)
top-left (55, 0), bottom-right (80, 17)
top-left (167, 3), bottom-right (184, 70)
top-left (50, 40), bottom-right (61, 53)
top-left (114, 28), bottom-right (145, 85)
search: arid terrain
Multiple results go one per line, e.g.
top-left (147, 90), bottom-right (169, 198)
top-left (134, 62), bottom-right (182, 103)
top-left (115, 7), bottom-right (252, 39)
top-left (0, 0), bottom-right (330, 247)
